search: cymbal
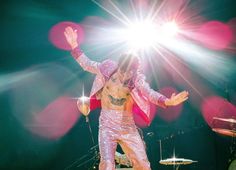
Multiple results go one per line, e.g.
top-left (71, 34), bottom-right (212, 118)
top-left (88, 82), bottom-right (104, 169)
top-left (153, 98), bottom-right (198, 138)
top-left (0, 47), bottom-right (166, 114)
top-left (212, 128), bottom-right (236, 137)
top-left (159, 158), bottom-right (197, 165)
top-left (213, 117), bottom-right (236, 124)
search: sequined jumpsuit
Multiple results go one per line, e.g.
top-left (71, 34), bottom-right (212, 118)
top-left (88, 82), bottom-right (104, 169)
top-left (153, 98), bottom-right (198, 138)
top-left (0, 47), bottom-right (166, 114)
top-left (71, 47), bottom-right (168, 170)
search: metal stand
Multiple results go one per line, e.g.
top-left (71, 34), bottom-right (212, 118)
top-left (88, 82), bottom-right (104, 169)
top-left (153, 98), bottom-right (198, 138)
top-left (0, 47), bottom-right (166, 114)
top-left (65, 116), bottom-right (99, 170)
top-left (229, 131), bottom-right (236, 164)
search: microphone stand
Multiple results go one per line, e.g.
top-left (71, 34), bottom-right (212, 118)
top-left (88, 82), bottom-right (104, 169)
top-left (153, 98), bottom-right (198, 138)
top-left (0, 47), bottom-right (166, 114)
top-left (83, 115), bottom-right (100, 169)
top-left (65, 114), bottom-right (100, 170)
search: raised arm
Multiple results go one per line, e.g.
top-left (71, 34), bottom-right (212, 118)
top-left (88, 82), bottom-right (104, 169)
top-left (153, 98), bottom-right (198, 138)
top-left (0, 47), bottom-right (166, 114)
top-left (135, 68), bottom-right (188, 107)
top-left (64, 26), bottom-right (100, 74)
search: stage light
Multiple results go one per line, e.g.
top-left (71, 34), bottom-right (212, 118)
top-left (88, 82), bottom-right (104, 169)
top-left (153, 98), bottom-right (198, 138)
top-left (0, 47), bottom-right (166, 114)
top-left (117, 20), bottom-right (180, 51)
top-left (161, 21), bottom-right (179, 37)
top-left (122, 21), bottom-right (159, 50)
top-left (154, 21), bottom-right (179, 45)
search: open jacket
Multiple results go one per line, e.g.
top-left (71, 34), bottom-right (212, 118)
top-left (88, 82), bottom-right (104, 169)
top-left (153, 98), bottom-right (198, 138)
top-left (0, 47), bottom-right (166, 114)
top-left (71, 47), bottom-right (168, 124)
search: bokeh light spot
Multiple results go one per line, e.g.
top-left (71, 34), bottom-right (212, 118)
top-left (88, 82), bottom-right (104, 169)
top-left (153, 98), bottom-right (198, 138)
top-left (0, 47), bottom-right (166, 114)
top-left (201, 96), bottom-right (236, 129)
top-left (49, 21), bottom-right (84, 50)
top-left (197, 21), bottom-right (233, 50)
top-left (29, 96), bottom-right (81, 139)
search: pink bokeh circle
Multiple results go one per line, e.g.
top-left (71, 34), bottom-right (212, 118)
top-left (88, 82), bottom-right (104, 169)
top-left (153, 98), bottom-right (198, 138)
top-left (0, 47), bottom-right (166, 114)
top-left (30, 96), bottom-right (81, 139)
top-left (197, 21), bottom-right (233, 50)
top-left (201, 96), bottom-right (236, 129)
top-left (49, 21), bottom-right (84, 51)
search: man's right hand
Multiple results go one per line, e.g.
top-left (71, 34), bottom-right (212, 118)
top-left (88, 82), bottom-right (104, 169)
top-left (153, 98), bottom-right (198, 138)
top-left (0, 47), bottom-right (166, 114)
top-left (64, 26), bottom-right (79, 49)
top-left (78, 103), bottom-right (90, 116)
top-left (77, 97), bottom-right (90, 116)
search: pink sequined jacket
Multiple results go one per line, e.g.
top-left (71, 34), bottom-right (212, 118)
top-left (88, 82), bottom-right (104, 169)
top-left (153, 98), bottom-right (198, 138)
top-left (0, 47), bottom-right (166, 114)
top-left (71, 47), bottom-right (168, 124)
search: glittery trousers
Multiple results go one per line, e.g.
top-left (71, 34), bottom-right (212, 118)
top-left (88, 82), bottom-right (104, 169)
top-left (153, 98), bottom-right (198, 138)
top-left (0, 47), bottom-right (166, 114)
top-left (98, 109), bottom-right (151, 170)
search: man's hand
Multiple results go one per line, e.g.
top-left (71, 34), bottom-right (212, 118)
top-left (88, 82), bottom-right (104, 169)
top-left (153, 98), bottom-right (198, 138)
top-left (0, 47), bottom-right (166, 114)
top-left (64, 26), bottom-right (78, 49)
top-left (165, 91), bottom-right (189, 106)
top-left (77, 97), bottom-right (90, 116)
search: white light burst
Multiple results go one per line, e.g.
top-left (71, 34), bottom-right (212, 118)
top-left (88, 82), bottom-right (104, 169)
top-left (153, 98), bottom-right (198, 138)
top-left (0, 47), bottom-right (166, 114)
top-left (123, 20), bottom-right (159, 50)
top-left (119, 20), bottom-right (179, 51)
top-left (161, 21), bottom-right (179, 37)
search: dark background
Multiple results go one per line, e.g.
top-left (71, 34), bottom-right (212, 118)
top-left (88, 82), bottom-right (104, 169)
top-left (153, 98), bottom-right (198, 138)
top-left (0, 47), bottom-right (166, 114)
top-left (1, 0), bottom-right (236, 170)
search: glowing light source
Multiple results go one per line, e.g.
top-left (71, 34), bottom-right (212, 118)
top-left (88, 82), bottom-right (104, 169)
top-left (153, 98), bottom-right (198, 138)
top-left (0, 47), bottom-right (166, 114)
top-left (77, 95), bottom-right (90, 117)
top-left (161, 21), bottom-right (179, 37)
top-left (119, 20), bottom-right (179, 51)
top-left (123, 21), bottom-right (158, 50)
top-left (79, 95), bottom-right (90, 103)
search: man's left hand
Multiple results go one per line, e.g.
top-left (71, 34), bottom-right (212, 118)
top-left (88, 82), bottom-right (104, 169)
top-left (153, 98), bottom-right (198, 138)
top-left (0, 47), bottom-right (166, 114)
top-left (165, 91), bottom-right (189, 106)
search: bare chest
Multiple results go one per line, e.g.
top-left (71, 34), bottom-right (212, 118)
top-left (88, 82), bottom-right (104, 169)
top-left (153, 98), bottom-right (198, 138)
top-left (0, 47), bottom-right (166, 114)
top-left (103, 73), bottom-right (131, 97)
top-left (99, 73), bottom-right (133, 110)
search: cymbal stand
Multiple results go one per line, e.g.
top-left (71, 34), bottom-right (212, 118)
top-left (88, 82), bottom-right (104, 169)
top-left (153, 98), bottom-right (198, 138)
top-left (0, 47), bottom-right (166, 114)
top-left (229, 125), bottom-right (236, 163)
top-left (65, 116), bottom-right (99, 170)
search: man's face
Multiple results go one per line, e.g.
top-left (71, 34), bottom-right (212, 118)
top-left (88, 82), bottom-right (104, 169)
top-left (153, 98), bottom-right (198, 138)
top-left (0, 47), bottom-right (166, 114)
top-left (118, 68), bottom-right (134, 82)
top-left (118, 53), bottom-right (138, 82)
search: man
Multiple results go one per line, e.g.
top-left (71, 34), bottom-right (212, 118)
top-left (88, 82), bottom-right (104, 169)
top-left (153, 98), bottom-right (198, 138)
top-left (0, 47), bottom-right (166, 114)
top-left (64, 26), bottom-right (188, 170)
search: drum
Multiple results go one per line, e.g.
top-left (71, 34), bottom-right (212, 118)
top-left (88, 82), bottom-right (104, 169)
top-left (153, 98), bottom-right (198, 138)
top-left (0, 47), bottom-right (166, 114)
top-left (212, 117), bottom-right (236, 137)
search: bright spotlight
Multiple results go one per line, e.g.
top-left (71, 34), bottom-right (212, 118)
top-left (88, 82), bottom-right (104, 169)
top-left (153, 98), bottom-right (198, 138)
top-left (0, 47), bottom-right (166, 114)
top-left (155, 21), bottom-right (179, 44)
top-left (122, 21), bottom-right (159, 50)
top-left (119, 20), bottom-right (179, 51)
top-left (161, 21), bottom-right (179, 37)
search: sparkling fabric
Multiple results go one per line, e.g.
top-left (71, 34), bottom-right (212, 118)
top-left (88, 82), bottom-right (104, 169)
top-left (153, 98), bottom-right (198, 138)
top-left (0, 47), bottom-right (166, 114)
top-left (71, 48), bottom-right (168, 124)
top-left (99, 59), bottom-right (118, 81)
top-left (70, 47), bottom-right (83, 59)
top-left (99, 109), bottom-right (151, 170)
top-left (135, 72), bottom-right (167, 108)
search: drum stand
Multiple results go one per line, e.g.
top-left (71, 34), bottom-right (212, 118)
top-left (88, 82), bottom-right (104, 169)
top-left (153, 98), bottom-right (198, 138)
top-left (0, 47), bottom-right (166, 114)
top-left (228, 127), bottom-right (236, 169)
top-left (65, 116), bottom-right (99, 170)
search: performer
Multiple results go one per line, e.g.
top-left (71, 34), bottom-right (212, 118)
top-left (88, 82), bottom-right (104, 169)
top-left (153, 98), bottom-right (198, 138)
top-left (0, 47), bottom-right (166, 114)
top-left (64, 26), bottom-right (189, 170)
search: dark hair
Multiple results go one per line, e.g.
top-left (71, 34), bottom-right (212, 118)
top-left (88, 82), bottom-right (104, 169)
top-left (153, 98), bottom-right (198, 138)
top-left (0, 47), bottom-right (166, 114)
top-left (118, 53), bottom-right (139, 73)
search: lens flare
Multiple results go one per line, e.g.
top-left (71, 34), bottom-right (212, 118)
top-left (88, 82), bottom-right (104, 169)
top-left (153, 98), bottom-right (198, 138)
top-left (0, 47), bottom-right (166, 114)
top-left (194, 21), bottom-right (233, 50)
top-left (123, 21), bottom-right (158, 50)
top-left (201, 96), bottom-right (236, 128)
top-left (119, 20), bottom-right (180, 51)
top-left (29, 97), bottom-right (80, 139)
top-left (161, 21), bottom-right (179, 37)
